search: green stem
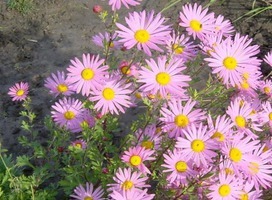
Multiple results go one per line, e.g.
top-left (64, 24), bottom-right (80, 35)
top-left (160, 0), bottom-right (182, 13)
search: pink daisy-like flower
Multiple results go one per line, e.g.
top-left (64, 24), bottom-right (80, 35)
top-left (92, 32), bottom-right (122, 50)
top-left (51, 97), bottom-right (84, 132)
top-left (109, 188), bottom-right (154, 200)
top-left (71, 139), bottom-right (87, 150)
top-left (70, 182), bottom-right (104, 200)
top-left (213, 15), bottom-right (234, 37)
top-left (70, 108), bottom-right (96, 133)
top-left (226, 97), bottom-right (262, 139)
top-left (175, 123), bottom-right (218, 167)
top-left (221, 134), bottom-right (260, 176)
top-left (245, 144), bottom-right (272, 189)
top-left (137, 56), bottom-right (191, 98)
top-left (8, 82), bottom-right (29, 101)
top-left (179, 3), bottom-right (215, 40)
top-left (89, 73), bottom-right (132, 115)
top-left (67, 53), bottom-right (109, 96)
top-left (162, 148), bottom-right (196, 185)
top-left (107, 167), bottom-right (150, 192)
top-left (207, 114), bottom-right (233, 144)
top-left (118, 60), bottom-right (140, 78)
top-left (205, 33), bottom-right (261, 88)
top-left (134, 124), bottom-right (162, 150)
top-left (199, 32), bottom-right (223, 55)
top-left (116, 10), bottom-right (171, 56)
top-left (109, 0), bottom-right (142, 11)
top-left (121, 146), bottom-right (155, 174)
top-left (166, 31), bottom-right (197, 62)
top-left (207, 173), bottom-right (242, 200)
top-left (44, 71), bottom-right (74, 97)
top-left (160, 99), bottom-right (206, 138)
top-left (239, 181), bottom-right (263, 200)
top-left (264, 50), bottom-right (272, 67)
top-left (259, 79), bottom-right (272, 98)
top-left (259, 101), bottom-right (272, 128)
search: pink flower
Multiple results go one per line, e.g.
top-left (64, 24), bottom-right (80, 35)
top-left (107, 167), bottom-right (150, 192)
top-left (259, 101), bottom-right (272, 128)
top-left (213, 15), bottom-right (234, 37)
top-left (205, 33), bottom-right (261, 88)
top-left (92, 32), bottom-right (122, 50)
top-left (67, 54), bottom-right (109, 96)
top-left (51, 97), bottom-right (84, 132)
top-left (162, 148), bottom-right (196, 185)
top-left (71, 139), bottom-right (87, 150)
top-left (8, 82), bottom-right (29, 101)
top-left (70, 182), bottom-right (104, 200)
top-left (109, 0), bottom-right (142, 11)
top-left (264, 51), bottom-right (272, 67)
top-left (118, 60), bottom-right (140, 77)
top-left (44, 71), bottom-right (74, 97)
top-left (175, 123), bottom-right (218, 167)
top-left (70, 108), bottom-right (96, 133)
top-left (109, 188), bottom-right (154, 200)
top-left (121, 146), bottom-right (155, 174)
top-left (259, 79), bottom-right (272, 97)
top-left (137, 56), bottom-right (191, 98)
top-left (160, 99), bottom-right (206, 138)
top-left (179, 3), bottom-right (215, 40)
top-left (89, 74), bottom-right (132, 115)
top-left (116, 10), bottom-right (171, 56)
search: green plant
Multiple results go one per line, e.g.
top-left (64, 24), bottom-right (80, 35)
top-left (7, 0), bottom-right (34, 14)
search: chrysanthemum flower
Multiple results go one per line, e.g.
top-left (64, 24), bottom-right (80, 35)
top-left (134, 124), bottom-right (162, 150)
top-left (259, 101), bottom-right (272, 128)
top-left (67, 53), bottom-right (109, 96)
top-left (109, 188), bottom-right (154, 200)
top-left (118, 60), bottom-right (140, 77)
top-left (179, 3), bottom-right (215, 40)
top-left (92, 32), bottom-right (122, 50)
top-left (70, 108), bottom-right (96, 133)
top-left (166, 31), bottom-right (197, 62)
top-left (238, 181), bottom-right (263, 200)
top-left (213, 15), bottom-right (234, 37)
top-left (207, 114), bottom-right (233, 144)
top-left (226, 97), bottom-right (262, 139)
top-left (51, 97), bottom-right (84, 132)
top-left (121, 146), bottom-right (155, 174)
top-left (89, 74), bottom-right (132, 115)
top-left (8, 82), bottom-right (29, 101)
top-left (107, 167), bottom-right (150, 192)
top-left (109, 0), bottom-right (142, 11)
top-left (259, 79), bottom-right (272, 98)
top-left (160, 99), bottom-right (206, 138)
top-left (175, 123), bottom-right (217, 167)
top-left (116, 10), bottom-right (171, 56)
top-left (70, 182), bottom-right (104, 200)
top-left (205, 33), bottom-right (261, 88)
top-left (221, 134), bottom-right (260, 176)
top-left (162, 148), bottom-right (196, 185)
top-left (245, 144), bottom-right (272, 189)
top-left (71, 139), bottom-right (87, 150)
top-left (137, 56), bottom-right (191, 98)
top-left (207, 173), bottom-right (242, 200)
top-left (44, 71), bottom-right (74, 97)
top-left (264, 51), bottom-right (272, 67)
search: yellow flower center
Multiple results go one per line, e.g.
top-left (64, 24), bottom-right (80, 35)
top-left (16, 89), bottom-right (25, 96)
top-left (211, 131), bottom-right (225, 142)
top-left (235, 116), bottom-right (246, 128)
top-left (175, 161), bottom-right (187, 172)
top-left (84, 197), bottom-right (93, 200)
top-left (223, 57), bottom-right (237, 70)
top-left (172, 44), bottom-right (184, 54)
top-left (81, 68), bottom-right (94, 80)
top-left (249, 162), bottom-right (259, 174)
top-left (218, 184), bottom-right (231, 197)
top-left (141, 140), bottom-right (154, 149)
top-left (225, 167), bottom-right (234, 175)
top-left (102, 88), bottom-right (115, 100)
top-left (174, 114), bottom-right (189, 128)
top-left (134, 92), bottom-right (142, 99)
top-left (109, 41), bottom-right (114, 48)
top-left (57, 84), bottom-right (68, 93)
top-left (240, 193), bottom-right (249, 200)
top-left (240, 80), bottom-right (249, 89)
top-left (134, 29), bottom-right (150, 43)
top-left (129, 155), bottom-right (142, 166)
top-left (64, 111), bottom-right (75, 120)
top-left (229, 148), bottom-right (242, 162)
top-left (264, 86), bottom-right (271, 94)
top-left (190, 20), bottom-right (202, 32)
top-left (156, 72), bottom-right (171, 85)
top-left (120, 66), bottom-right (131, 75)
top-left (269, 112), bottom-right (272, 121)
top-left (191, 139), bottom-right (205, 152)
top-left (122, 180), bottom-right (134, 190)
top-left (75, 143), bottom-right (82, 148)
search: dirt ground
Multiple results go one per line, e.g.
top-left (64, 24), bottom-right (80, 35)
top-left (0, 0), bottom-right (272, 198)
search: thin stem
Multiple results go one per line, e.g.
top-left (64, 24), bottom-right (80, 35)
top-left (160, 0), bottom-right (182, 13)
